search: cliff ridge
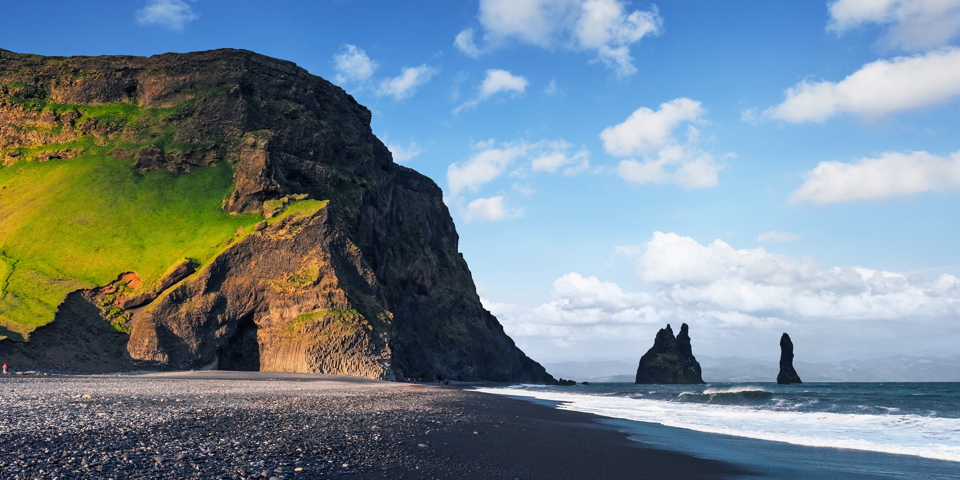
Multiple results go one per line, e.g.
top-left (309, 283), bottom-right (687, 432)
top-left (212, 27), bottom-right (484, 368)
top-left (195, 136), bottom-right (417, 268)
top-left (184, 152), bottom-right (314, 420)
top-left (0, 48), bottom-right (553, 383)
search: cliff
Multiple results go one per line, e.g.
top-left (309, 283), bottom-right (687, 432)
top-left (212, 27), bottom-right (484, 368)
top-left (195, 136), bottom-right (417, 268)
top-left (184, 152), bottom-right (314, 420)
top-left (777, 333), bottom-right (802, 384)
top-left (635, 323), bottom-right (705, 384)
top-left (0, 48), bottom-right (554, 383)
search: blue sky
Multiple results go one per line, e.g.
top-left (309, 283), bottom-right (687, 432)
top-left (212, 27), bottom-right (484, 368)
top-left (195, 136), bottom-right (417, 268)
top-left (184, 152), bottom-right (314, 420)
top-left (5, 0), bottom-right (960, 363)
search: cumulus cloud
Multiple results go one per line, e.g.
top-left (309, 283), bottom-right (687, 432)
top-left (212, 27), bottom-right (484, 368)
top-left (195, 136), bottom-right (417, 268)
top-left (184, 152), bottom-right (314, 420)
top-left (828, 0), bottom-right (960, 51)
top-left (530, 140), bottom-right (591, 175)
top-left (461, 196), bottom-right (524, 223)
top-left (445, 139), bottom-right (592, 223)
top-left (136, 0), bottom-right (198, 30)
top-left (602, 98), bottom-right (724, 189)
top-left (489, 232), bottom-right (960, 360)
top-left (764, 48), bottom-right (960, 123)
top-left (447, 142), bottom-right (527, 196)
top-left (386, 141), bottom-right (423, 164)
top-left (376, 65), bottom-right (438, 100)
top-left (447, 138), bottom-right (591, 196)
top-left (790, 150), bottom-right (960, 205)
top-left (575, 0), bottom-right (663, 77)
top-left (756, 231), bottom-right (801, 242)
top-left (333, 45), bottom-right (378, 85)
top-left (601, 98), bottom-right (703, 156)
top-left (457, 0), bottom-right (662, 77)
top-left (455, 69), bottom-right (529, 112)
top-left (480, 69), bottom-right (529, 97)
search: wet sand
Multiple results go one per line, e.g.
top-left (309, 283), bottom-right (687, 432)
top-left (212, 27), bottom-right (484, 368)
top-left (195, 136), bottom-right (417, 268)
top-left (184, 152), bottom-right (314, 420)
top-left (0, 372), bottom-right (744, 479)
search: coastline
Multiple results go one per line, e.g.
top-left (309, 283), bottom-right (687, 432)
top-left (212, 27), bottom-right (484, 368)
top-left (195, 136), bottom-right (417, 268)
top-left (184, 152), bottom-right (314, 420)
top-left (1, 372), bottom-right (742, 479)
top-left (480, 386), bottom-right (960, 480)
top-left (9, 373), bottom-right (957, 479)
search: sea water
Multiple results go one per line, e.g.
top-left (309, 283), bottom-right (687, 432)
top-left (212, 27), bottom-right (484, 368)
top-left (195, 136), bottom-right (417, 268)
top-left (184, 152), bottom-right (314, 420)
top-left (476, 382), bottom-right (960, 478)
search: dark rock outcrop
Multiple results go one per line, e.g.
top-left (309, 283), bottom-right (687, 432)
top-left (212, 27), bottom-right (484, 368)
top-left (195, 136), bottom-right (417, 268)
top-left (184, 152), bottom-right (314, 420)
top-left (777, 333), bottom-right (802, 384)
top-left (0, 48), bottom-right (555, 384)
top-left (635, 323), bottom-right (705, 384)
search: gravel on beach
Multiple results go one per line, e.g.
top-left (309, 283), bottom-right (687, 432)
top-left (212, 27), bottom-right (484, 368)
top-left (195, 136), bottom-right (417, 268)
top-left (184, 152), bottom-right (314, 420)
top-left (0, 373), bottom-right (485, 479)
top-left (1, 372), bottom-right (742, 479)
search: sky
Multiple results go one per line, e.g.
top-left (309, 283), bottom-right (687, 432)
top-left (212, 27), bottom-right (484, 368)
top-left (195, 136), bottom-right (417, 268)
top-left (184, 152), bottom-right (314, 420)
top-left (4, 0), bottom-right (960, 364)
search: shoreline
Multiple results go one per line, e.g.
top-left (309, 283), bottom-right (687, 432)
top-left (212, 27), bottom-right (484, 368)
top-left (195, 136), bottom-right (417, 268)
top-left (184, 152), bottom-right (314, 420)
top-left (3, 373), bottom-right (959, 478)
top-left (1, 372), bottom-right (743, 479)
top-left (480, 386), bottom-right (960, 480)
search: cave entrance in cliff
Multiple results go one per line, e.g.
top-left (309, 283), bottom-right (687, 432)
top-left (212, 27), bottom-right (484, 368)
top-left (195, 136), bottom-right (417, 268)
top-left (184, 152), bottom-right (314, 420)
top-left (217, 313), bottom-right (260, 371)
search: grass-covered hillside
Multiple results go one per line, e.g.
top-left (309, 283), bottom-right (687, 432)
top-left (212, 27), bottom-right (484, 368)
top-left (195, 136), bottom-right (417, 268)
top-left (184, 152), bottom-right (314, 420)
top-left (0, 152), bottom-right (326, 341)
top-left (0, 51), bottom-right (325, 342)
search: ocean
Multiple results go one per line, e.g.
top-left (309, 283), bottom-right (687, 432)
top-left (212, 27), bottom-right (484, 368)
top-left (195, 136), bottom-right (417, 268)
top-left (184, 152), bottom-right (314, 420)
top-left (477, 382), bottom-right (960, 479)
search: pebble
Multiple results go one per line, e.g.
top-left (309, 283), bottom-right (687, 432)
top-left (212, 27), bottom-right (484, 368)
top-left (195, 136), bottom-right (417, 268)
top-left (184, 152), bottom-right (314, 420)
top-left (0, 375), bottom-right (487, 479)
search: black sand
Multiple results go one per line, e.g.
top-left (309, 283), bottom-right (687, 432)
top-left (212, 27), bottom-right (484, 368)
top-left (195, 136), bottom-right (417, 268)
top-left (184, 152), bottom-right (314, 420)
top-left (0, 372), bottom-right (745, 479)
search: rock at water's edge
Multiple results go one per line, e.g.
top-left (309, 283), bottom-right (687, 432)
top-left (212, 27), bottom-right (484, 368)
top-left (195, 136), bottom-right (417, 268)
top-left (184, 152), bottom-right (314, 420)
top-left (635, 323), bottom-right (705, 384)
top-left (777, 333), bottom-right (802, 384)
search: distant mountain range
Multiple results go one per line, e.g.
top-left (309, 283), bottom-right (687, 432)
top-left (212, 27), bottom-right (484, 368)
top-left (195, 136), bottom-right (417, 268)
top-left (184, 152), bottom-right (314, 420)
top-left (544, 355), bottom-right (960, 383)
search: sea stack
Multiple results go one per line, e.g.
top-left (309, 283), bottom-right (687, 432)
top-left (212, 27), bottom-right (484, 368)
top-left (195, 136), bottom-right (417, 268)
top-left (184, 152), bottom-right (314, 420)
top-left (635, 323), bottom-right (705, 384)
top-left (777, 333), bottom-right (802, 384)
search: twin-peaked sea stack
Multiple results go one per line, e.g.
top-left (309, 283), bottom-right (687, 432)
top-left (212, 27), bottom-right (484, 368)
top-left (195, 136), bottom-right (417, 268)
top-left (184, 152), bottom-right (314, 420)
top-left (0, 48), bottom-right (554, 383)
top-left (777, 333), bottom-right (802, 384)
top-left (635, 323), bottom-right (705, 384)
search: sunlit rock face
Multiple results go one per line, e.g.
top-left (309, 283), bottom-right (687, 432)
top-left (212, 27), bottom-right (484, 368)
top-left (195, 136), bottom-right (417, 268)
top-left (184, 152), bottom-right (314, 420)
top-left (0, 48), bottom-right (555, 384)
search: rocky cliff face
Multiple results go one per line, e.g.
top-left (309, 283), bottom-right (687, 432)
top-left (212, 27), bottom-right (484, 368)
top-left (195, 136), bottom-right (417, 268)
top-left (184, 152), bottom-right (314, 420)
top-left (635, 323), bottom-right (705, 384)
top-left (0, 48), bottom-right (554, 383)
top-left (777, 333), bottom-right (802, 384)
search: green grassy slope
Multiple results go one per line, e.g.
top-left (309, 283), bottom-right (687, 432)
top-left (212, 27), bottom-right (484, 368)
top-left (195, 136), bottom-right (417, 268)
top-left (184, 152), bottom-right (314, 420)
top-left (0, 154), bottom-right (325, 340)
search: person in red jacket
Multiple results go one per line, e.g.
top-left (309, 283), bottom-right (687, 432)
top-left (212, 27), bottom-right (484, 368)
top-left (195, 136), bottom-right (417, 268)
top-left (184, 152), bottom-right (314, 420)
top-left (2, 363), bottom-right (7, 374)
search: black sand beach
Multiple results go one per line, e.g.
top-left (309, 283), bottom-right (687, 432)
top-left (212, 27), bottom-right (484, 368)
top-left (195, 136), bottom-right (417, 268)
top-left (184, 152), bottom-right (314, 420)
top-left (0, 372), bottom-right (744, 479)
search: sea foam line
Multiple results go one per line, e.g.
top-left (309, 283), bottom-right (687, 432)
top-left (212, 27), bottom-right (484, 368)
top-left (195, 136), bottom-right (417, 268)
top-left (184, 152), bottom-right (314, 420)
top-left (474, 387), bottom-right (960, 463)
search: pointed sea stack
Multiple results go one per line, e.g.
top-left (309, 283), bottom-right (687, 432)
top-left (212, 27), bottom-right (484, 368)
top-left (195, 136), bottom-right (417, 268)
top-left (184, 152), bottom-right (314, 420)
top-left (635, 323), bottom-right (705, 384)
top-left (777, 333), bottom-right (802, 384)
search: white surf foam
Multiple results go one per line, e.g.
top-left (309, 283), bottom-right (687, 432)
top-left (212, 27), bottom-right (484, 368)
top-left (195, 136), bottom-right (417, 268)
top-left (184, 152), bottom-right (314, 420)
top-left (701, 385), bottom-right (769, 394)
top-left (475, 387), bottom-right (960, 463)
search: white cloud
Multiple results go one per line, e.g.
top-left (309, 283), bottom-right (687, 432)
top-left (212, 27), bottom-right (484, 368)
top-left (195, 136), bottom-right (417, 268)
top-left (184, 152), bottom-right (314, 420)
top-left (756, 231), bottom-right (801, 243)
top-left (828, 0), bottom-right (960, 51)
top-left (575, 0), bottom-right (663, 77)
top-left (455, 69), bottom-right (529, 112)
top-left (790, 150), bottom-right (960, 205)
top-left (455, 28), bottom-right (482, 58)
top-left (603, 98), bottom-right (724, 189)
top-left (489, 232), bottom-right (960, 361)
top-left (136, 0), bottom-right (198, 30)
top-left (480, 69), bottom-right (529, 97)
top-left (461, 196), bottom-right (524, 223)
top-left (633, 232), bottom-right (960, 322)
top-left (459, 0), bottom-right (662, 77)
top-left (333, 45), bottom-right (378, 85)
top-left (376, 65), bottom-right (438, 100)
top-left (530, 140), bottom-right (591, 175)
top-left (447, 142), bottom-right (527, 196)
top-left (386, 141), bottom-right (423, 164)
top-left (617, 150), bottom-right (722, 189)
top-left (765, 48), bottom-right (960, 122)
top-left (477, 0), bottom-right (581, 46)
top-left (447, 138), bottom-right (592, 196)
top-left (601, 98), bottom-right (703, 156)
top-left (445, 139), bottom-right (592, 224)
